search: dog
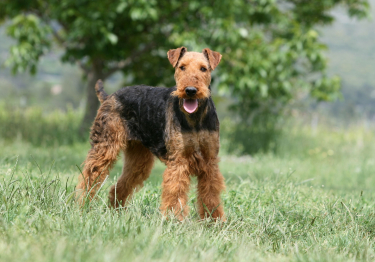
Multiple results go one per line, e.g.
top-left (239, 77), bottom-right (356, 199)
top-left (76, 47), bottom-right (226, 221)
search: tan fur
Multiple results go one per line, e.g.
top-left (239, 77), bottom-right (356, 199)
top-left (95, 79), bottom-right (107, 103)
top-left (160, 159), bottom-right (191, 220)
top-left (167, 46), bottom-right (187, 68)
top-left (161, 101), bottom-right (225, 220)
top-left (203, 48), bottom-right (222, 70)
top-left (109, 141), bottom-right (155, 208)
top-left (196, 157), bottom-right (225, 219)
top-left (161, 130), bottom-right (225, 220)
top-left (170, 51), bottom-right (212, 100)
top-left (163, 48), bottom-right (225, 220)
top-left (76, 96), bottom-right (126, 204)
top-left (77, 48), bottom-right (225, 221)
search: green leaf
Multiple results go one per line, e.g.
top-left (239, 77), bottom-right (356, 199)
top-left (106, 33), bottom-right (118, 45)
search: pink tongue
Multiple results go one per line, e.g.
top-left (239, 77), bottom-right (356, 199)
top-left (183, 99), bottom-right (198, 114)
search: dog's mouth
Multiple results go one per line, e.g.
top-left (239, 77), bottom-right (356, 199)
top-left (183, 99), bottom-right (198, 114)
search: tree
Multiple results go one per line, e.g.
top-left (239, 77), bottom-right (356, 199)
top-left (0, 0), bottom-right (369, 140)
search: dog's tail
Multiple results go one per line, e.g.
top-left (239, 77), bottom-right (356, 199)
top-left (95, 79), bottom-right (108, 103)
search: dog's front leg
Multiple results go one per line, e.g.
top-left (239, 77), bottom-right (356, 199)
top-left (197, 158), bottom-right (226, 221)
top-left (160, 161), bottom-right (191, 220)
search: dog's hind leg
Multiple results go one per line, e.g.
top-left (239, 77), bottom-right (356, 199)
top-left (109, 141), bottom-right (155, 208)
top-left (76, 97), bottom-right (126, 205)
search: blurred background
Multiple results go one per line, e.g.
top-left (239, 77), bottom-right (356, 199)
top-left (0, 0), bottom-right (374, 155)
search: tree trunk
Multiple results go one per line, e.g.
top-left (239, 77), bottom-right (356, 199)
top-left (79, 65), bottom-right (106, 138)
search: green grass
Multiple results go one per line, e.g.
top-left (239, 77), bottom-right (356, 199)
top-left (1, 125), bottom-right (375, 262)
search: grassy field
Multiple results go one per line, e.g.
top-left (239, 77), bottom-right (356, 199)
top-left (1, 124), bottom-right (375, 262)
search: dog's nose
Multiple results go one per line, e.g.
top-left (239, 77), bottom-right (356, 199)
top-left (185, 87), bottom-right (197, 97)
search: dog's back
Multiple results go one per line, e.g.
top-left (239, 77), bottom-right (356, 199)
top-left (114, 85), bottom-right (174, 158)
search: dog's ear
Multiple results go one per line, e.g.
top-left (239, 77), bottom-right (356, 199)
top-left (203, 48), bottom-right (222, 70)
top-left (167, 46), bottom-right (187, 67)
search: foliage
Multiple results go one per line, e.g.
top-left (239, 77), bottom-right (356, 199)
top-left (0, 1), bottom-right (369, 122)
top-left (1, 123), bottom-right (375, 261)
top-left (221, 115), bottom-right (283, 155)
top-left (0, 104), bottom-right (84, 146)
top-left (4, 14), bottom-right (51, 74)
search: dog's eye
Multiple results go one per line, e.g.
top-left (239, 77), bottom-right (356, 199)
top-left (180, 66), bottom-right (185, 71)
top-left (200, 67), bottom-right (207, 72)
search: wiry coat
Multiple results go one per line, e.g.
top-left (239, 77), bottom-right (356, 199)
top-left (115, 85), bottom-right (219, 160)
top-left (76, 47), bottom-right (226, 221)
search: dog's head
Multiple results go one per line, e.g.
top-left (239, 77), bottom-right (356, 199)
top-left (167, 47), bottom-right (222, 114)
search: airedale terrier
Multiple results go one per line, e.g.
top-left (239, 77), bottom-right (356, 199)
top-left (76, 47), bottom-right (225, 220)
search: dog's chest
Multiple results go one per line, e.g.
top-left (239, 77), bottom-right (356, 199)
top-left (167, 130), bottom-right (219, 160)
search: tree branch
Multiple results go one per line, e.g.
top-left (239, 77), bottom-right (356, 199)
top-left (77, 60), bottom-right (90, 75)
top-left (103, 42), bottom-right (156, 78)
top-left (51, 28), bottom-right (66, 47)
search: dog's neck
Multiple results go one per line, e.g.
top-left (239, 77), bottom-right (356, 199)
top-left (172, 96), bottom-right (210, 131)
